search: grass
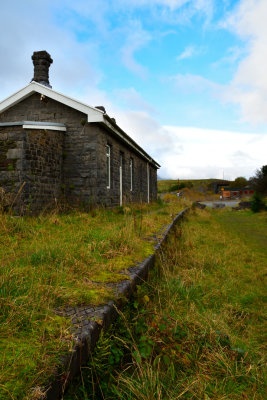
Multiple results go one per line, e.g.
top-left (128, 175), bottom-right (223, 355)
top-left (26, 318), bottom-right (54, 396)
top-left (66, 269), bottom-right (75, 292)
top-left (65, 207), bottom-right (267, 399)
top-left (0, 200), bottom-right (186, 399)
top-left (214, 209), bottom-right (267, 256)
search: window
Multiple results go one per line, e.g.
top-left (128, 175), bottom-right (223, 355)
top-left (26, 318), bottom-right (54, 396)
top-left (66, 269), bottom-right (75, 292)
top-left (147, 162), bottom-right (150, 203)
top-left (119, 152), bottom-right (123, 206)
top-left (106, 145), bottom-right (111, 189)
top-left (130, 158), bottom-right (133, 191)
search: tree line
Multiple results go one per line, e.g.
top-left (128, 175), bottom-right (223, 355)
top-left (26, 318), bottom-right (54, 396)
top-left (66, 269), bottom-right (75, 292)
top-left (231, 165), bottom-right (267, 195)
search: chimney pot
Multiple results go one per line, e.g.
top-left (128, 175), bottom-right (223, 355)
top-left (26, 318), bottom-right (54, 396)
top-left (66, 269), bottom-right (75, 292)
top-left (31, 51), bottom-right (53, 88)
top-left (95, 106), bottom-right (106, 113)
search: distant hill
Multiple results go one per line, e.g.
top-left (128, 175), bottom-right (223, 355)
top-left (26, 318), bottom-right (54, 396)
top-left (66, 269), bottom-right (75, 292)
top-left (157, 179), bottom-right (231, 193)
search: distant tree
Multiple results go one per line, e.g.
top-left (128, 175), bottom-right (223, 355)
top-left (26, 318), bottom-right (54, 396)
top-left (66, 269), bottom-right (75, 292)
top-left (250, 165), bottom-right (267, 195)
top-left (229, 176), bottom-right (248, 188)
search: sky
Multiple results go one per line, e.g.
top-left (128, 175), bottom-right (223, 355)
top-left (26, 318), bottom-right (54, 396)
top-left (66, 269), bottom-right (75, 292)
top-left (1, 0), bottom-right (267, 180)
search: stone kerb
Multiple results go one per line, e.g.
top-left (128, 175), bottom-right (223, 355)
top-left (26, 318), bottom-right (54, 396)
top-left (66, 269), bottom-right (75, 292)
top-left (44, 207), bottom-right (189, 399)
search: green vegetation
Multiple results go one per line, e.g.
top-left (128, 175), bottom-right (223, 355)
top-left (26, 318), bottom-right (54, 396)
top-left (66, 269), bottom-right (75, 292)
top-left (0, 201), bottom-right (185, 399)
top-left (65, 208), bottom-right (267, 399)
top-left (249, 165), bottom-right (267, 195)
top-left (250, 193), bottom-right (266, 213)
top-left (229, 176), bottom-right (248, 188)
top-left (214, 208), bottom-right (267, 255)
top-left (157, 178), bottom-right (230, 194)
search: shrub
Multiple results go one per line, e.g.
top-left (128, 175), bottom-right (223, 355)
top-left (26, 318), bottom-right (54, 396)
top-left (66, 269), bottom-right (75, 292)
top-left (250, 165), bottom-right (267, 195)
top-left (229, 176), bottom-right (248, 188)
top-left (250, 193), bottom-right (266, 213)
top-left (169, 182), bottom-right (186, 192)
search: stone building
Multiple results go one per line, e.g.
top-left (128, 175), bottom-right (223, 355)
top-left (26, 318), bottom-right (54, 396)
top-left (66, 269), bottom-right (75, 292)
top-left (0, 51), bottom-right (159, 212)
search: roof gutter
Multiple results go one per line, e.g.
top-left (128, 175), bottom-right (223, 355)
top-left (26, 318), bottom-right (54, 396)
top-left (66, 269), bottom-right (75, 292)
top-left (100, 115), bottom-right (160, 168)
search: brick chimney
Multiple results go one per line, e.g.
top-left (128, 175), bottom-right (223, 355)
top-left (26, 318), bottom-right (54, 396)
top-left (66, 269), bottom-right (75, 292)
top-left (31, 51), bottom-right (53, 88)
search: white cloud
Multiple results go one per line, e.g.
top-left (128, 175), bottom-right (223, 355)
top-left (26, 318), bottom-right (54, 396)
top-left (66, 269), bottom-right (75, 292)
top-left (211, 46), bottom-right (245, 68)
top-left (167, 1), bottom-right (267, 127)
top-left (113, 88), bottom-right (155, 113)
top-left (112, 110), bottom-right (183, 158)
top-left (111, 0), bottom-right (214, 26)
top-left (148, 0), bottom-right (213, 16)
top-left (79, 86), bottom-right (267, 180)
top-left (176, 45), bottom-right (199, 61)
top-left (222, 0), bottom-right (267, 125)
top-left (120, 21), bottom-right (151, 78)
top-left (0, 0), bottom-right (101, 100)
top-left (169, 73), bottom-right (221, 94)
top-left (160, 126), bottom-right (267, 179)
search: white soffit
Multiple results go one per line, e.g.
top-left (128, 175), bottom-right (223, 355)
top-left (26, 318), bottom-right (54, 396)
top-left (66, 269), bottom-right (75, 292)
top-left (23, 124), bottom-right (66, 131)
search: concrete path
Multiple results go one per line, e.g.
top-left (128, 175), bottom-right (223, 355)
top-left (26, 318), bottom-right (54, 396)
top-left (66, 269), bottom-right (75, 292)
top-left (200, 200), bottom-right (239, 208)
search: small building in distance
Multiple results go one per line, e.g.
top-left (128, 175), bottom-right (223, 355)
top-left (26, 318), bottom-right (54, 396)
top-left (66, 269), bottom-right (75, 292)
top-left (0, 51), bottom-right (159, 213)
top-left (222, 187), bottom-right (254, 199)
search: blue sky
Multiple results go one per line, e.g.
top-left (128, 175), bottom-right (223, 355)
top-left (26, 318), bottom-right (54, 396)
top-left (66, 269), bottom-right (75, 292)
top-left (1, 0), bottom-right (267, 179)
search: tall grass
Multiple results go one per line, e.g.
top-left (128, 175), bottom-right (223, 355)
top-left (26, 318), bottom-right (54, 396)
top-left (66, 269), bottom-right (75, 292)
top-left (0, 200), bottom-right (186, 399)
top-left (65, 208), bottom-right (266, 399)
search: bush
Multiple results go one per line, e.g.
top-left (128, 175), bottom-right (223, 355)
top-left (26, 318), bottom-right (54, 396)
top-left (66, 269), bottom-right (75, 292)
top-left (169, 182), bottom-right (186, 192)
top-left (250, 165), bottom-right (267, 195)
top-left (250, 193), bottom-right (266, 213)
top-left (229, 177), bottom-right (248, 188)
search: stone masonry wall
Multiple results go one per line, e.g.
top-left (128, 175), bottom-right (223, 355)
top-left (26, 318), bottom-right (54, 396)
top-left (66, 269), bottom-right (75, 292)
top-left (23, 129), bottom-right (64, 212)
top-left (0, 125), bottom-right (64, 213)
top-left (0, 126), bottom-right (25, 210)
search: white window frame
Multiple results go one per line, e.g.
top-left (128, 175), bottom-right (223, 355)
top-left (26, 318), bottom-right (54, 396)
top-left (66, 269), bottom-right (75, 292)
top-left (119, 152), bottom-right (123, 206)
top-left (147, 162), bottom-right (150, 203)
top-left (106, 144), bottom-right (111, 189)
top-left (130, 158), bottom-right (133, 191)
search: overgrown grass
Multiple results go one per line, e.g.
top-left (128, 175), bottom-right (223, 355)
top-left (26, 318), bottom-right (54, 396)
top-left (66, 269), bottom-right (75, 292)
top-left (65, 207), bottom-right (266, 399)
top-left (0, 200), bottom-right (186, 399)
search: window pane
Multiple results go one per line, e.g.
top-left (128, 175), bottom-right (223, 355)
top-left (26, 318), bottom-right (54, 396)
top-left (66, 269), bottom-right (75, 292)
top-left (130, 158), bottom-right (133, 191)
top-left (106, 145), bottom-right (110, 188)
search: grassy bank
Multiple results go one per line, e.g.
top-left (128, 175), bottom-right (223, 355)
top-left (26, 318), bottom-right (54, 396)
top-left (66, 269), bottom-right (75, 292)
top-left (65, 208), bottom-right (266, 399)
top-left (0, 200), bottom-right (186, 399)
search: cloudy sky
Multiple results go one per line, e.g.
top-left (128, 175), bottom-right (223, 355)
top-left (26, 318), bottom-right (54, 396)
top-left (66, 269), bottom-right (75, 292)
top-left (1, 0), bottom-right (267, 180)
